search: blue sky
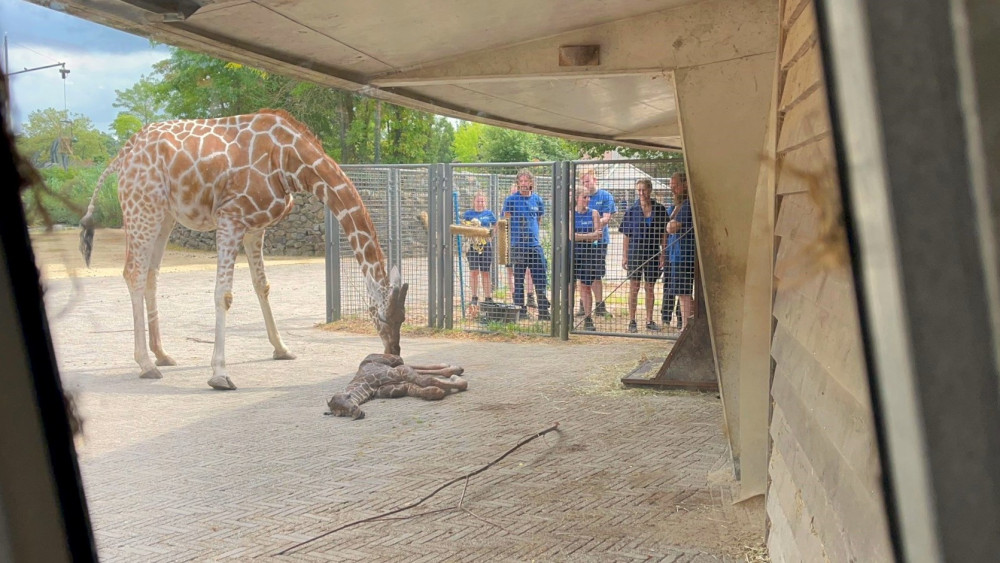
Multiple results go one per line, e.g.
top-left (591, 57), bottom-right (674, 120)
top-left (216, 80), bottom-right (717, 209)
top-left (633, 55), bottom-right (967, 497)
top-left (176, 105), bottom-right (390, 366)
top-left (1, 0), bottom-right (170, 133)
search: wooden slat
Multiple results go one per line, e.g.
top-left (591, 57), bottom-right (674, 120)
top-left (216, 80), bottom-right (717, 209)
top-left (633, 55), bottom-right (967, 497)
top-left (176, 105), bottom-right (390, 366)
top-left (776, 138), bottom-right (836, 194)
top-left (782, 0), bottom-right (809, 29)
top-left (777, 87), bottom-right (831, 153)
top-left (775, 377), bottom-right (892, 561)
top-left (780, 43), bottom-right (823, 113)
top-left (773, 235), bottom-right (826, 303)
top-left (771, 325), bottom-right (881, 484)
top-left (772, 288), bottom-right (871, 405)
top-left (774, 191), bottom-right (822, 241)
top-left (781, 1), bottom-right (817, 70)
top-left (765, 448), bottom-right (829, 563)
top-left (768, 409), bottom-right (847, 563)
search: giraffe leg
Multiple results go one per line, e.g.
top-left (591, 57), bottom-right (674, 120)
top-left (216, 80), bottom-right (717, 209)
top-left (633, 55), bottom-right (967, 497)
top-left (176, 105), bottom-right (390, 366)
top-left (207, 223), bottom-right (243, 390)
top-left (242, 230), bottom-right (295, 360)
top-left (147, 219), bottom-right (177, 367)
top-left (374, 383), bottom-right (412, 399)
top-left (409, 364), bottom-right (465, 377)
top-left (122, 219), bottom-right (162, 380)
top-left (401, 367), bottom-right (469, 392)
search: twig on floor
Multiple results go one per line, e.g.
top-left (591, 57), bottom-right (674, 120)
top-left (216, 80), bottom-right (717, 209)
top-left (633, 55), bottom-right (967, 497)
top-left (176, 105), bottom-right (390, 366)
top-left (274, 422), bottom-right (560, 556)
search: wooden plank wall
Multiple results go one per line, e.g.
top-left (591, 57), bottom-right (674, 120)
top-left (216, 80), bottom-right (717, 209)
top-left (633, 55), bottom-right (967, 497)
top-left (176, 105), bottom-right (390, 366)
top-left (766, 1), bottom-right (893, 561)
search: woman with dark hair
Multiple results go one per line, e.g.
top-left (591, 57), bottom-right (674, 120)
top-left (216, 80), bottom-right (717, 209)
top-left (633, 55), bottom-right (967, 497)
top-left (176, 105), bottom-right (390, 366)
top-left (619, 178), bottom-right (669, 333)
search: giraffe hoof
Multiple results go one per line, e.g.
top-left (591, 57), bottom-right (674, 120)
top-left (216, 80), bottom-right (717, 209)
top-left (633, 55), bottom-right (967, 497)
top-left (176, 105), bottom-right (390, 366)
top-left (139, 367), bottom-right (163, 380)
top-left (273, 349), bottom-right (296, 360)
top-left (207, 376), bottom-right (237, 390)
top-left (155, 356), bottom-right (177, 367)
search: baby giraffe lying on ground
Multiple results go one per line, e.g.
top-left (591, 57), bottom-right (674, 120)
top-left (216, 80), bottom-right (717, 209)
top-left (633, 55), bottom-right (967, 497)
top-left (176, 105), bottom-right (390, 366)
top-left (326, 353), bottom-right (467, 420)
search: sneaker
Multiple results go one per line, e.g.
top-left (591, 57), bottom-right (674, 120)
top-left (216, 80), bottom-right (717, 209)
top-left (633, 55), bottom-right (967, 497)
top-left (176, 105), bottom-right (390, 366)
top-left (575, 308), bottom-right (586, 317)
top-left (526, 293), bottom-right (536, 308)
top-left (471, 296), bottom-right (479, 305)
top-left (537, 310), bottom-right (551, 322)
top-left (518, 307), bottom-right (529, 321)
top-left (628, 320), bottom-right (638, 333)
top-left (594, 301), bottom-right (611, 317)
top-left (583, 316), bottom-right (596, 331)
top-left (484, 296), bottom-right (494, 303)
top-left (646, 321), bottom-right (661, 332)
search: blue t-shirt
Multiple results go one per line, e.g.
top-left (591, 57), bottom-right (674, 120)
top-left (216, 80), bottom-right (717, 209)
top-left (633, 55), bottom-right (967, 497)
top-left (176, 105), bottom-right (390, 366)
top-left (619, 199), bottom-right (669, 257)
top-left (502, 193), bottom-right (544, 248)
top-left (667, 200), bottom-right (695, 265)
top-left (574, 209), bottom-right (596, 245)
top-left (587, 189), bottom-right (617, 244)
top-left (462, 209), bottom-right (498, 229)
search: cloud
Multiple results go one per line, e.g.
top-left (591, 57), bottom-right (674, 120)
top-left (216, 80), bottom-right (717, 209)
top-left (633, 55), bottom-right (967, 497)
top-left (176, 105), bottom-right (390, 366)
top-left (2, 0), bottom-right (170, 133)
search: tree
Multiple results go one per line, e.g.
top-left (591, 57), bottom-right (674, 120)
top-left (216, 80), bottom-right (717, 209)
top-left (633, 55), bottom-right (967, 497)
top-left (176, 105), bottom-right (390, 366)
top-left (110, 113), bottom-right (143, 144)
top-left (478, 125), bottom-right (577, 163)
top-left (112, 75), bottom-right (167, 126)
top-left (15, 108), bottom-right (112, 166)
top-left (452, 122), bottom-right (485, 162)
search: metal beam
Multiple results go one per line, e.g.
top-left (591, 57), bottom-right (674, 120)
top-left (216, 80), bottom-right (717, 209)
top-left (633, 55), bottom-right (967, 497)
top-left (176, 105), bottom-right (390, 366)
top-left (817, 1), bottom-right (1000, 561)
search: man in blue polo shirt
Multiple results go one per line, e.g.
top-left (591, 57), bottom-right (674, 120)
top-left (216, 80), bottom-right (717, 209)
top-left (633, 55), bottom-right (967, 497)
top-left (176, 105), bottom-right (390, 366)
top-left (501, 169), bottom-right (551, 321)
top-left (580, 167), bottom-right (616, 317)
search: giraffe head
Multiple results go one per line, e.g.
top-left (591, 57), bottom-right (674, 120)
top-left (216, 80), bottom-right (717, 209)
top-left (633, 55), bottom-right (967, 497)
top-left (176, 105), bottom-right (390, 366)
top-left (367, 266), bottom-right (407, 356)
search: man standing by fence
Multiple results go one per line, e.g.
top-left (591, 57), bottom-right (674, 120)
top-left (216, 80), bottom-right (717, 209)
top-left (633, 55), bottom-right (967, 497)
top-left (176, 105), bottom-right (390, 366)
top-left (502, 169), bottom-right (551, 322)
top-left (579, 167), bottom-right (616, 318)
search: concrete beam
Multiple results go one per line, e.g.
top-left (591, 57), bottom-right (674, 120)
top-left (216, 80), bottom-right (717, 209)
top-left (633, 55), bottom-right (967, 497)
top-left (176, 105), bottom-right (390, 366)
top-left (673, 48), bottom-right (777, 472)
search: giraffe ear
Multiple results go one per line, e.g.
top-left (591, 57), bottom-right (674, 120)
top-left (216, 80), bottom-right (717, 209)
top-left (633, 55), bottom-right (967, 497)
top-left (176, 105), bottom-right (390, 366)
top-left (389, 265), bottom-right (401, 289)
top-left (365, 275), bottom-right (383, 307)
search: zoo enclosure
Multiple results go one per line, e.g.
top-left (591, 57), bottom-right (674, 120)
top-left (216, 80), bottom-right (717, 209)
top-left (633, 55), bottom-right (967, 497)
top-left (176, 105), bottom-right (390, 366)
top-left (328, 159), bottom-right (689, 339)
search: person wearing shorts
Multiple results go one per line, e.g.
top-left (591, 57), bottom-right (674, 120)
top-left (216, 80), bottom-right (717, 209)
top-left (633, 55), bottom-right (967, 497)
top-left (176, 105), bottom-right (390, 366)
top-left (462, 192), bottom-right (498, 306)
top-left (619, 178), bottom-right (668, 333)
top-left (572, 189), bottom-right (601, 331)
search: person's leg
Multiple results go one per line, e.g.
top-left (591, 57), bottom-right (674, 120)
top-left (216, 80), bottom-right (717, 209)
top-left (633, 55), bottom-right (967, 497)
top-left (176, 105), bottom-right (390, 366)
top-left (525, 267), bottom-right (535, 307)
top-left (530, 247), bottom-right (550, 318)
top-left (628, 279), bottom-right (639, 323)
top-left (593, 243), bottom-right (608, 315)
top-left (470, 267), bottom-right (480, 301)
top-left (679, 295), bottom-right (694, 328)
top-left (512, 251), bottom-right (526, 310)
top-left (644, 281), bottom-right (656, 325)
top-left (482, 269), bottom-right (493, 300)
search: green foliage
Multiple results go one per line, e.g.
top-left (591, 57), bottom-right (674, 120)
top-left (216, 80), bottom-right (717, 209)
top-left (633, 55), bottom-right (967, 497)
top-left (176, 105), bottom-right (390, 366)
top-left (112, 75), bottom-right (167, 128)
top-left (21, 167), bottom-right (122, 228)
top-left (110, 113), bottom-right (143, 143)
top-left (15, 108), bottom-right (113, 166)
top-left (453, 122), bottom-right (485, 162)
top-left (454, 122), bottom-right (578, 163)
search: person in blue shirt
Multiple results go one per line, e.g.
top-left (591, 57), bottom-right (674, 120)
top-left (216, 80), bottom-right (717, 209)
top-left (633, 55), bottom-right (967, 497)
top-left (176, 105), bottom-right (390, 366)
top-left (619, 178), bottom-right (669, 333)
top-left (462, 192), bottom-right (498, 306)
top-left (577, 167), bottom-right (617, 318)
top-left (572, 189), bottom-right (602, 331)
top-left (501, 169), bottom-right (550, 321)
top-left (664, 172), bottom-right (696, 330)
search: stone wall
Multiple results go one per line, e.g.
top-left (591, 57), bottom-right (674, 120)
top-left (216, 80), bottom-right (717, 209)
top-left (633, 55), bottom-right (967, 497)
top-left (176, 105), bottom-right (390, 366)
top-left (169, 194), bottom-right (327, 256)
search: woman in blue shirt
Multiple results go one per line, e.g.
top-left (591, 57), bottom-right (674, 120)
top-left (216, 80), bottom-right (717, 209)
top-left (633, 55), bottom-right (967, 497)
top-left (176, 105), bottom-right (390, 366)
top-left (664, 172), bottom-right (695, 330)
top-left (462, 192), bottom-right (498, 305)
top-left (619, 179), bottom-right (669, 333)
top-left (572, 189), bottom-right (601, 331)
top-left (501, 169), bottom-right (551, 321)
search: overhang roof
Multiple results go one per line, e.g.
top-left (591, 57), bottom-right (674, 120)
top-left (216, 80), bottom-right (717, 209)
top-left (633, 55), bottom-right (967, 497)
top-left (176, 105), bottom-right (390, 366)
top-left (28, 0), bottom-right (777, 151)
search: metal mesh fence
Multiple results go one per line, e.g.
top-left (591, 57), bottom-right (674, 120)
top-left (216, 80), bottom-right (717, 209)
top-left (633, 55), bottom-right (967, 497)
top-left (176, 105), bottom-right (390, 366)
top-left (567, 159), bottom-right (690, 338)
top-left (326, 159), bottom-right (689, 341)
top-left (448, 163), bottom-right (557, 335)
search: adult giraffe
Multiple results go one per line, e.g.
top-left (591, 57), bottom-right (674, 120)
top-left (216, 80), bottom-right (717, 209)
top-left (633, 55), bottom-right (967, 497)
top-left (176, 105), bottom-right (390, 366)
top-left (79, 109), bottom-right (406, 391)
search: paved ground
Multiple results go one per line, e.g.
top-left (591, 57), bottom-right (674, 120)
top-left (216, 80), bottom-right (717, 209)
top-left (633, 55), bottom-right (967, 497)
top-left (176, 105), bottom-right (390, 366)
top-left (38, 230), bottom-right (764, 562)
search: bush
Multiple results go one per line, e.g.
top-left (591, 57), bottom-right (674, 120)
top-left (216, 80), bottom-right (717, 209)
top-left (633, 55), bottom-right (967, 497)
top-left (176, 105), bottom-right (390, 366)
top-left (22, 166), bottom-right (122, 228)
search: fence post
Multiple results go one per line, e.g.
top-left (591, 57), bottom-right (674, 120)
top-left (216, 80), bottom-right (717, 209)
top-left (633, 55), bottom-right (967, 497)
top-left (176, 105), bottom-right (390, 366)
top-left (555, 161), bottom-right (571, 340)
top-left (443, 164), bottom-right (455, 330)
top-left (324, 208), bottom-right (341, 323)
top-left (427, 165), bottom-right (439, 328)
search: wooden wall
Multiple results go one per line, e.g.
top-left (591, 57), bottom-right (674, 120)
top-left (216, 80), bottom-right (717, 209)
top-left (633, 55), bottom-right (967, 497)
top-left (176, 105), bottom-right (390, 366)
top-left (766, 0), bottom-right (893, 560)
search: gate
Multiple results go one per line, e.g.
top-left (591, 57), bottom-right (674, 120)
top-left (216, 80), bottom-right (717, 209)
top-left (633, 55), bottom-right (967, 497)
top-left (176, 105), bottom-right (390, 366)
top-left (326, 159), bottom-right (687, 340)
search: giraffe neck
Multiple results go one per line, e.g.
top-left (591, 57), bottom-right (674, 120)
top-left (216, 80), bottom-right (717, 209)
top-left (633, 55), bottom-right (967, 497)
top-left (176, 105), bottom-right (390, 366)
top-left (286, 143), bottom-right (388, 291)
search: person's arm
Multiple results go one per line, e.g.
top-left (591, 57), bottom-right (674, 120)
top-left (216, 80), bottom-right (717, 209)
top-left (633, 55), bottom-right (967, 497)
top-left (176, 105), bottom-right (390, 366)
top-left (659, 207), bottom-right (668, 269)
top-left (622, 235), bottom-right (630, 270)
top-left (588, 210), bottom-right (602, 241)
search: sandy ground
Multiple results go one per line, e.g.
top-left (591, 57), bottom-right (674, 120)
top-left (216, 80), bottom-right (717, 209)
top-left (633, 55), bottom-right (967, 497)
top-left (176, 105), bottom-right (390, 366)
top-left (30, 227), bottom-right (767, 562)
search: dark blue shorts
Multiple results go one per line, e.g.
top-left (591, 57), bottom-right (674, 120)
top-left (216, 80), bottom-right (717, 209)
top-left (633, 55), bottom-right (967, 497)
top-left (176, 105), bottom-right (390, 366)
top-left (627, 254), bottom-right (661, 283)
top-left (573, 243), bottom-right (597, 285)
top-left (467, 243), bottom-right (493, 272)
top-left (664, 260), bottom-right (695, 294)
top-left (593, 242), bottom-right (608, 279)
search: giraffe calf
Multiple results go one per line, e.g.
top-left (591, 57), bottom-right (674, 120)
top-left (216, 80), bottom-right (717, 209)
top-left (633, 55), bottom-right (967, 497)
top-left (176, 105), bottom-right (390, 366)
top-left (326, 353), bottom-right (467, 420)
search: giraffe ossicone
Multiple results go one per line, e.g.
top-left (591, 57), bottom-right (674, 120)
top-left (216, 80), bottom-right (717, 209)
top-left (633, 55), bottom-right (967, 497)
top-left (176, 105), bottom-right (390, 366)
top-left (79, 110), bottom-right (406, 390)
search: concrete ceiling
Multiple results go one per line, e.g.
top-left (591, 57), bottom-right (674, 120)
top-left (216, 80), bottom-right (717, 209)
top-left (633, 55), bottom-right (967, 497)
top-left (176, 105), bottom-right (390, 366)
top-left (27, 0), bottom-right (777, 151)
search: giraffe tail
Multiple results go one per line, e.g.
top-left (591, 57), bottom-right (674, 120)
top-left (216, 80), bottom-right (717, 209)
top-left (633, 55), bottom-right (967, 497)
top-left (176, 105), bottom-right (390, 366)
top-left (79, 157), bottom-right (120, 267)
